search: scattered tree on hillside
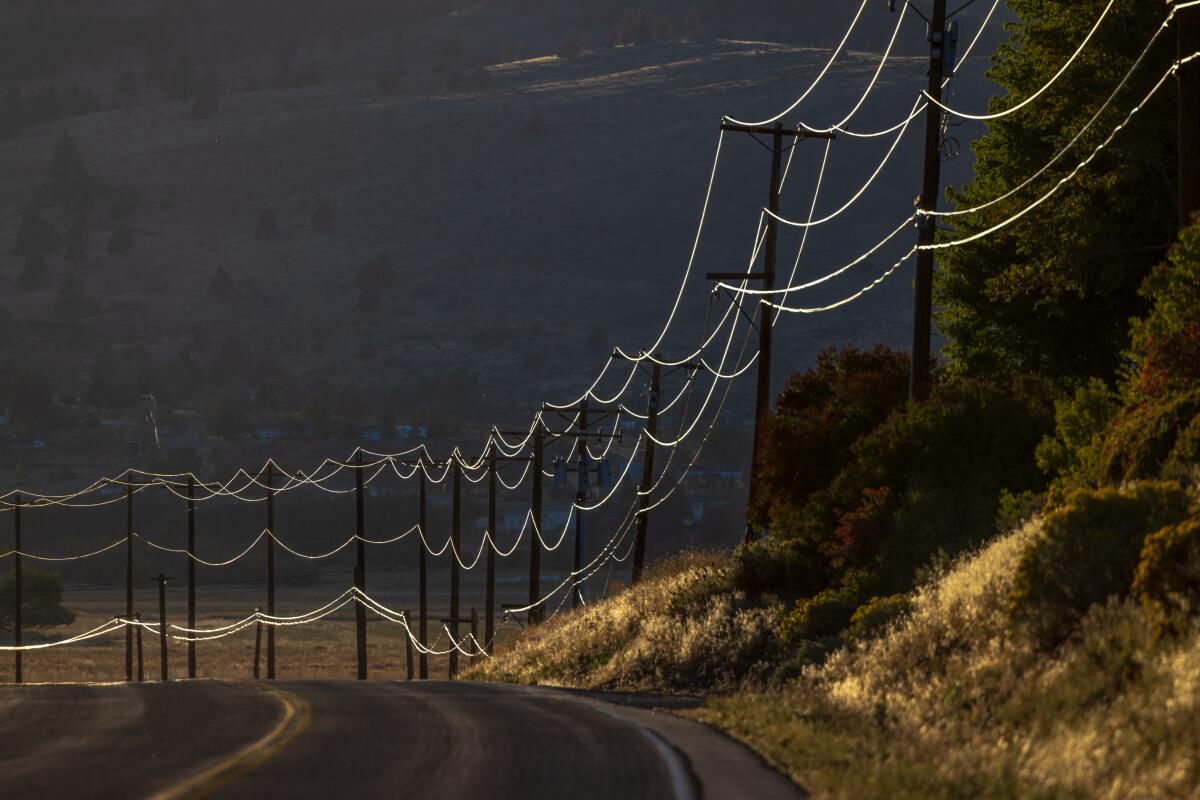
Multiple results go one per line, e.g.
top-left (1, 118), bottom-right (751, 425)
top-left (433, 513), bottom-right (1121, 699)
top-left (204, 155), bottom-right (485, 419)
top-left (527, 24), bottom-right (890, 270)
top-left (0, 305), bottom-right (11, 346)
top-left (47, 132), bottom-right (93, 213)
top-left (684, 7), bottom-right (706, 41)
top-left (164, 54), bottom-right (195, 101)
top-left (208, 266), bottom-right (236, 298)
top-left (115, 69), bottom-right (137, 113)
top-left (192, 67), bottom-right (221, 117)
top-left (610, 6), bottom-right (671, 45)
top-left (65, 210), bottom-right (87, 265)
top-left (255, 208), bottom-right (278, 240)
top-left (0, 567), bottom-right (74, 633)
top-left (312, 201), bottom-right (336, 231)
top-left (53, 270), bottom-right (90, 320)
top-left (107, 225), bottom-right (134, 255)
top-left (13, 210), bottom-right (59, 263)
top-left (558, 32), bottom-right (584, 59)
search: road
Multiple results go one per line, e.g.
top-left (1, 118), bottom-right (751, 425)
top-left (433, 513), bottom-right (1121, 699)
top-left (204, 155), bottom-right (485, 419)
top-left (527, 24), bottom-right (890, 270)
top-left (0, 680), bottom-right (800, 799)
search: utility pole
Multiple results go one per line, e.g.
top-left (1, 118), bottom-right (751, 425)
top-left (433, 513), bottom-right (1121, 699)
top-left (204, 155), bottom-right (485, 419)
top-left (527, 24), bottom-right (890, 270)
top-left (911, 0), bottom-right (949, 402)
top-left (12, 493), bottom-right (21, 684)
top-left (186, 475), bottom-right (196, 679)
top-left (632, 361), bottom-right (661, 584)
top-left (530, 424), bottom-right (544, 624)
top-left (157, 574), bottom-right (170, 681)
top-left (264, 463), bottom-right (276, 680)
top-left (418, 462), bottom-right (428, 679)
top-left (448, 459), bottom-right (462, 677)
top-left (572, 399), bottom-right (588, 609)
top-left (485, 447), bottom-right (497, 655)
top-left (709, 122), bottom-right (834, 543)
top-left (1179, 0), bottom-right (1200, 226)
top-left (354, 449), bottom-right (368, 681)
top-left (125, 473), bottom-right (134, 683)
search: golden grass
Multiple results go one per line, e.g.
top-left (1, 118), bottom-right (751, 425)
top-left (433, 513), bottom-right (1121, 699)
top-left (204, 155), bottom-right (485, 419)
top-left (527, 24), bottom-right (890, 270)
top-left (701, 513), bottom-right (1200, 799)
top-left (4, 608), bottom-right (503, 684)
top-left (466, 551), bottom-right (783, 692)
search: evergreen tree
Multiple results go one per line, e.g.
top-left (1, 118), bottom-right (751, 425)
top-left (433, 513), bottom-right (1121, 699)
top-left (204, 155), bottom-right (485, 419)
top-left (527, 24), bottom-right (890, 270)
top-left (65, 209), bottom-right (87, 265)
top-left (209, 266), bottom-right (236, 298)
top-left (934, 0), bottom-right (1178, 386)
top-left (53, 270), bottom-right (89, 320)
top-left (191, 67), bottom-right (221, 117)
top-left (107, 224), bottom-right (134, 255)
top-left (48, 132), bottom-right (93, 213)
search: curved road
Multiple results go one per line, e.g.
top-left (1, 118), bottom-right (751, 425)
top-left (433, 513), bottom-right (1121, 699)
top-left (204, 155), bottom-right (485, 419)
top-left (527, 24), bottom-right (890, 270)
top-left (0, 680), bottom-right (800, 799)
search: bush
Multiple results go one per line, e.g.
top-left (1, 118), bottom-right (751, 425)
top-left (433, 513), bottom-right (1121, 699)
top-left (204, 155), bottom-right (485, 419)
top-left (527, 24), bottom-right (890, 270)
top-left (1035, 378), bottom-right (1120, 493)
top-left (777, 569), bottom-right (881, 647)
top-left (208, 267), bottom-right (235, 298)
top-left (1099, 389), bottom-right (1200, 484)
top-left (1133, 517), bottom-right (1200, 634)
top-left (844, 594), bottom-right (912, 645)
top-left (312, 202), bottom-right (336, 231)
top-left (729, 537), bottom-right (829, 599)
top-left (1008, 481), bottom-right (1191, 648)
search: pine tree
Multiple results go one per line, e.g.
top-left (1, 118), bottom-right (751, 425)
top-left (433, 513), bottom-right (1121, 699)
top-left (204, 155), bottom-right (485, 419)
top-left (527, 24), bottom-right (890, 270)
top-left (48, 132), bottom-right (93, 213)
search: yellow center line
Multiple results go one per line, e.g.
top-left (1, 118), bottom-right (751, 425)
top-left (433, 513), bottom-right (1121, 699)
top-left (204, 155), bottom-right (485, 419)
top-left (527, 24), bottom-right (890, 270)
top-left (148, 684), bottom-right (313, 800)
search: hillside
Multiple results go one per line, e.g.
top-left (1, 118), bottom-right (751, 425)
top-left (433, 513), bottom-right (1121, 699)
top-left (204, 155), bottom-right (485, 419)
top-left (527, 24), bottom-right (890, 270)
top-left (0, 2), bottom-right (1004, 472)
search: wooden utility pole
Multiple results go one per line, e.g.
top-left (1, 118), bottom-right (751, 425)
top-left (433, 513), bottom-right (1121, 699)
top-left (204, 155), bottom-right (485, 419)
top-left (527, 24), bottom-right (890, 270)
top-left (253, 609), bottom-right (262, 680)
top-left (485, 447), bottom-right (497, 655)
top-left (911, 0), bottom-right (949, 402)
top-left (709, 123), bottom-right (834, 543)
top-left (157, 574), bottom-right (169, 681)
top-left (354, 450), bottom-right (368, 681)
top-left (529, 425), bottom-right (544, 624)
top-left (404, 609), bottom-right (414, 681)
top-left (469, 607), bottom-right (479, 668)
top-left (135, 612), bottom-right (144, 682)
top-left (264, 463), bottom-right (276, 680)
top-left (418, 464), bottom-right (428, 679)
top-left (632, 361), bottom-right (661, 584)
top-left (448, 461), bottom-right (462, 677)
top-left (186, 475), bottom-right (196, 679)
top-left (125, 473), bottom-right (134, 682)
top-left (12, 493), bottom-right (21, 684)
top-left (572, 400), bottom-right (589, 609)
top-left (1179, 0), bottom-right (1200, 226)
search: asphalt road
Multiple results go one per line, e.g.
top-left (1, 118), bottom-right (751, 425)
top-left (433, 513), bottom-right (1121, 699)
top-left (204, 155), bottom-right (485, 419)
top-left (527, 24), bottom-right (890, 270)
top-left (0, 680), bottom-right (800, 799)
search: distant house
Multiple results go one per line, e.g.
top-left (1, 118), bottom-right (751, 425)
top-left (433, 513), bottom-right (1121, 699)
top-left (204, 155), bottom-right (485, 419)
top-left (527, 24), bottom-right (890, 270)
top-left (685, 496), bottom-right (731, 527)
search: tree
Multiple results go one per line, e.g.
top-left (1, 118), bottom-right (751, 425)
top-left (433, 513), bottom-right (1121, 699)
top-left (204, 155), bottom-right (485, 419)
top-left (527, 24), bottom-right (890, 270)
top-left (12, 211), bottom-right (59, 263)
top-left (48, 132), bottom-right (93, 213)
top-left (934, 0), bottom-right (1178, 387)
top-left (191, 67), bottom-right (221, 117)
top-left (53, 270), bottom-right (90, 320)
top-left (0, 305), bottom-right (10, 346)
top-left (164, 54), bottom-right (194, 101)
top-left (65, 209), bottom-right (87, 264)
top-left (208, 266), bottom-right (236, 298)
top-left (0, 567), bottom-right (75, 633)
top-left (558, 32), bottom-right (584, 59)
top-left (115, 69), bottom-right (137, 113)
top-left (684, 7), bottom-right (706, 41)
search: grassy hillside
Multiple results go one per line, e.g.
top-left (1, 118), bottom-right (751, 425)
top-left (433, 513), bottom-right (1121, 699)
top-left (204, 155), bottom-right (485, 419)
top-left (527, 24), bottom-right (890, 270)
top-left (472, 478), bottom-right (1200, 798)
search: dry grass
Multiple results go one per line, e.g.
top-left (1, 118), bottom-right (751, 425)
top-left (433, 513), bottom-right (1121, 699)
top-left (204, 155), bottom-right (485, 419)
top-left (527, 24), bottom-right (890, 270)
top-left (5, 607), bottom-right (507, 684)
top-left (700, 513), bottom-right (1200, 799)
top-left (466, 551), bottom-right (784, 693)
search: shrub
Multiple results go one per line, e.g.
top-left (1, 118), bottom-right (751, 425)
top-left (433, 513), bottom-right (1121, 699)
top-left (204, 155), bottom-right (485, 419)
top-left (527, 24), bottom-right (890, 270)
top-left (844, 593), bottom-right (912, 645)
top-left (1035, 378), bottom-right (1120, 492)
top-left (1099, 389), bottom-right (1200, 484)
top-left (729, 537), bottom-right (829, 599)
top-left (777, 569), bottom-right (881, 647)
top-left (208, 266), bottom-right (235, 298)
top-left (1008, 481), bottom-right (1191, 648)
top-left (1133, 517), bottom-right (1200, 634)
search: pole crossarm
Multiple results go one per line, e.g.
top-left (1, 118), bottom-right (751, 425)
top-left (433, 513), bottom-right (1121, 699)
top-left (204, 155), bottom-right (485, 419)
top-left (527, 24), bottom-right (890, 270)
top-left (719, 122), bottom-right (837, 139)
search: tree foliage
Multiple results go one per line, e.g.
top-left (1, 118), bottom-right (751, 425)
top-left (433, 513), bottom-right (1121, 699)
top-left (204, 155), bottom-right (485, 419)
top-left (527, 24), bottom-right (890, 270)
top-left (0, 567), bottom-right (75, 634)
top-left (935, 0), bottom-right (1178, 386)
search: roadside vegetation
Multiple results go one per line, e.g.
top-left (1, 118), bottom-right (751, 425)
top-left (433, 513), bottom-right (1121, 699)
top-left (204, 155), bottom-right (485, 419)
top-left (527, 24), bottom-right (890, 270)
top-left (475, 0), bottom-right (1200, 795)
